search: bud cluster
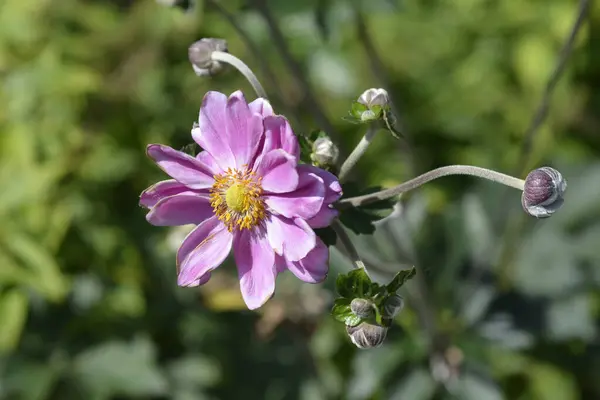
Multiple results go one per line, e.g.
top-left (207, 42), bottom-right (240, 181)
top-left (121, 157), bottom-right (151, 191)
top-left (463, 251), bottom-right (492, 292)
top-left (332, 267), bottom-right (415, 349)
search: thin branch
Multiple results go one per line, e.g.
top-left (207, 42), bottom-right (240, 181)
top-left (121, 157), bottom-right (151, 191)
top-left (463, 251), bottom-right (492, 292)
top-left (515, 0), bottom-right (590, 174)
top-left (251, 0), bottom-right (338, 139)
top-left (338, 165), bottom-right (525, 208)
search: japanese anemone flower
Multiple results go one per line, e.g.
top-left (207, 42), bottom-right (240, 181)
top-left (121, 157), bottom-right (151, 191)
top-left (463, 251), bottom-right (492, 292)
top-left (140, 91), bottom-right (342, 309)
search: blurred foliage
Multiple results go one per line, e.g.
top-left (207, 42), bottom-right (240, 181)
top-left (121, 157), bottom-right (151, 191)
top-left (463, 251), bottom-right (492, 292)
top-left (0, 0), bottom-right (598, 399)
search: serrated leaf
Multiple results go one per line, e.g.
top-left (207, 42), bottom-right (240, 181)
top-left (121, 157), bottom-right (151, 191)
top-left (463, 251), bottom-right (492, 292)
top-left (336, 269), bottom-right (374, 299)
top-left (386, 267), bottom-right (416, 293)
top-left (339, 184), bottom-right (396, 235)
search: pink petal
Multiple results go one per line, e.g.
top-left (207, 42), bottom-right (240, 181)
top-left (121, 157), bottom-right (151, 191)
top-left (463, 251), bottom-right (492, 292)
top-left (196, 150), bottom-right (224, 175)
top-left (248, 98), bottom-right (274, 117)
top-left (234, 229), bottom-right (276, 310)
top-left (307, 206), bottom-right (338, 228)
top-left (226, 91), bottom-right (264, 169)
top-left (254, 149), bottom-right (299, 193)
top-left (193, 91), bottom-right (236, 170)
top-left (147, 144), bottom-right (215, 190)
top-left (146, 194), bottom-right (213, 226)
top-left (301, 165), bottom-right (342, 203)
top-left (177, 217), bottom-right (233, 286)
top-left (284, 238), bottom-right (329, 283)
top-left (262, 116), bottom-right (300, 159)
top-left (266, 216), bottom-right (316, 262)
top-left (140, 180), bottom-right (197, 208)
top-left (183, 272), bottom-right (212, 287)
top-left (264, 168), bottom-right (325, 219)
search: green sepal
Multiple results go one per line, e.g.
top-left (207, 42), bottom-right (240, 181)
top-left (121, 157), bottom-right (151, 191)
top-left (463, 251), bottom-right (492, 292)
top-left (386, 267), bottom-right (417, 293)
top-left (331, 298), bottom-right (362, 327)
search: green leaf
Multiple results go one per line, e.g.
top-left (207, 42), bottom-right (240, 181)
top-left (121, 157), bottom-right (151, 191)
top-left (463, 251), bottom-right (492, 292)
top-left (386, 267), bottom-right (417, 293)
top-left (339, 183), bottom-right (396, 235)
top-left (1, 231), bottom-right (69, 301)
top-left (0, 288), bottom-right (29, 353)
top-left (73, 336), bottom-right (169, 398)
top-left (331, 299), bottom-right (364, 327)
top-left (331, 298), bottom-right (352, 323)
top-left (314, 227), bottom-right (337, 246)
top-left (335, 269), bottom-right (373, 298)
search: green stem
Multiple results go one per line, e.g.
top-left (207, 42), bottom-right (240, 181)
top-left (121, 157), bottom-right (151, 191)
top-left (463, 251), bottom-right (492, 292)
top-left (338, 125), bottom-right (377, 183)
top-left (211, 51), bottom-right (268, 99)
top-left (338, 165), bottom-right (525, 208)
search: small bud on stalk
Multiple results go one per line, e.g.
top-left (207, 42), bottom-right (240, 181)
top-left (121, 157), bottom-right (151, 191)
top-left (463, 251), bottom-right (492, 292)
top-left (382, 294), bottom-right (404, 319)
top-left (521, 167), bottom-right (567, 218)
top-left (311, 137), bottom-right (339, 168)
top-left (188, 38), bottom-right (229, 76)
top-left (346, 322), bottom-right (388, 349)
top-left (350, 298), bottom-right (375, 319)
top-left (352, 88), bottom-right (390, 122)
top-left (357, 88), bottom-right (389, 108)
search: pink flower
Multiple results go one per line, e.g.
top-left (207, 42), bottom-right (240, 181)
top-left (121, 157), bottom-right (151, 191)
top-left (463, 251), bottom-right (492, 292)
top-left (140, 91), bottom-right (342, 309)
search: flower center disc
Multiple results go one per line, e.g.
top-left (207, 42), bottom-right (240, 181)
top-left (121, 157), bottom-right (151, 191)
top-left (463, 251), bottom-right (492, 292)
top-left (225, 183), bottom-right (248, 213)
top-left (210, 169), bottom-right (266, 231)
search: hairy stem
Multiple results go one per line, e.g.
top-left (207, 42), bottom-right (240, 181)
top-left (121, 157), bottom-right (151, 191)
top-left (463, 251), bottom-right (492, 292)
top-left (211, 51), bottom-right (268, 99)
top-left (338, 125), bottom-right (378, 182)
top-left (339, 165), bottom-right (525, 208)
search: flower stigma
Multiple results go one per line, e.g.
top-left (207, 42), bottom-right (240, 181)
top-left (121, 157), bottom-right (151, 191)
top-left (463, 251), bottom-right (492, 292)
top-left (210, 168), bottom-right (266, 231)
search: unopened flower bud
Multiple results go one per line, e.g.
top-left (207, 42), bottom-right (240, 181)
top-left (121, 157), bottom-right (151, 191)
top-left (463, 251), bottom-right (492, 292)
top-left (358, 88), bottom-right (389, 108)
top-left (188, 38), bottom-right (228, 76)
top-left (346, 322), bottom-right (388, 349)
top-left (521, 167), bottom-right (567, 218)
top-left (311, 137), bottom-right (339, 167)
top-left (350, 298), bottom-right (375, 319)
top-left (382, 295), bottom-right (404, 319)
top-left (353, 88), bottom-right (391, 122)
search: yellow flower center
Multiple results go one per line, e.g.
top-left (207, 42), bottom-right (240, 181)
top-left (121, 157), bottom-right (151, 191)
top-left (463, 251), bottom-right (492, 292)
top-left (210, 168), bottom-right (266, 231)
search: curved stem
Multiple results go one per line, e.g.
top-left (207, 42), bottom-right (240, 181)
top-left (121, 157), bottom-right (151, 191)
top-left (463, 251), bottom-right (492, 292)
top-left (211, 51), bottom-right (268, 99)
top-left (331, 219), bottom-right (369, 276)
top-left (338, 125), bottom-right (378, 182)
top-left (338, 165), bottom-right (525, 208)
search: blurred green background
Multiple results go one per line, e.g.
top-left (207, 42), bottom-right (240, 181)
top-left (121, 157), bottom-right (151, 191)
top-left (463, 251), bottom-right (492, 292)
top-left (0, 0), bottom-right (599, 399)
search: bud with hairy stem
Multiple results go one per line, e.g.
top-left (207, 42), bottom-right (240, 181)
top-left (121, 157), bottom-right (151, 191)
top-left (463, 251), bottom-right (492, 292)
top-left (188, 38), bottom-right (228, 76)
top-left (346, 322), bottom-right (388, 349)
top-left (521, 167), bottom-right (567, 218)
top-left (311, 137), bottom-right (339, 168)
